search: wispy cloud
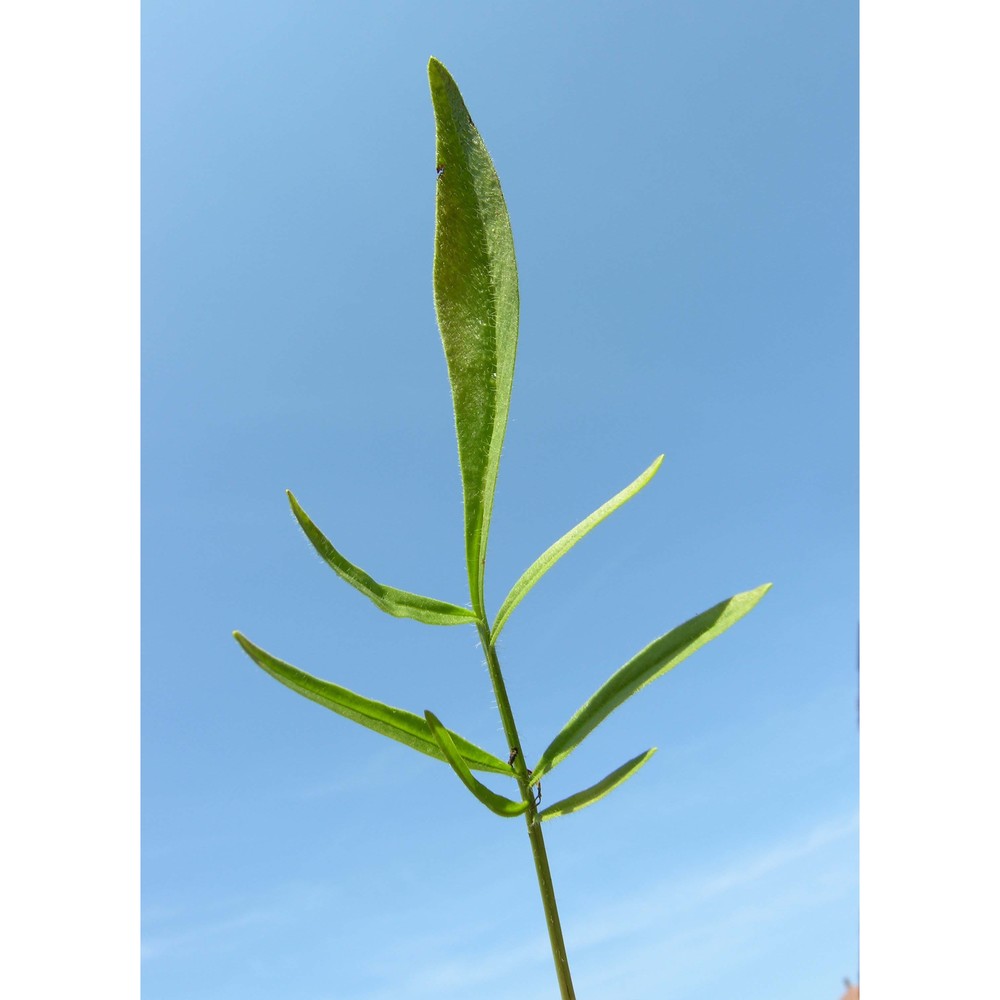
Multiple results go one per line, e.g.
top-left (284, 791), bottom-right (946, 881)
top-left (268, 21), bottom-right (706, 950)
top-left (289, 745), bottom-right (420, 800)
top-left (141, 880), bottom-right (333, 962)
top-left (142, 908), bottom-right (274, 961)
top-left (142, 813), bottom-right (856, 996)
top-left (567, 811), bottom-right (858, 953)
top-left (333, 811), bottom-right (858, 1000)
top-left (684, 811), bottom-right (858, 902)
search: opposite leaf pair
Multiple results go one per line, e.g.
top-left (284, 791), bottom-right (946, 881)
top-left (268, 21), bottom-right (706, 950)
top-left (233, 575), bottom-right (770, 820)
top-left (285, 451), bottom-right (663, 635)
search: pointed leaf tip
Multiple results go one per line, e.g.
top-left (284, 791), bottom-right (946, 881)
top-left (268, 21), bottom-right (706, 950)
top-left (531, 583), bottom-right (772, 781)
top-left (431, 62), bottom-right (519, 617)
top-left (491, 455), bottom-right (665, 641)
top-left (285, 491), bottom-right (477, 627)
top-left (232, 633), bottom-right (510, 775)
top-left (537, 748), bottom-right (657, 822)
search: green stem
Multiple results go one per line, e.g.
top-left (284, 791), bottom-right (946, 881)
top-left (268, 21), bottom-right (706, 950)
top-left (476, 622), bottom-right (577, 1000)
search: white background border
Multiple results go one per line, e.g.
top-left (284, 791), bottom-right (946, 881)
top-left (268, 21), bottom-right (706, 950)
top-left (2, 2), bottom-right (139, 995)
top-left (861, 0), bottom-right (999, 995)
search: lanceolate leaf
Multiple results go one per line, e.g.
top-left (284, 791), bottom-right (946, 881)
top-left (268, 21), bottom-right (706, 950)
top-left (491, 456), bottom-right (664, 642)
top-left (233, 632), bottom-right (510, 775)
top-left (531, 584), bottom-right (772, 781)
top-left (287, 491), bottom-right (477, 627)
top-left (429, 57), bottom-right (519, 617)
top-left (425, 711), bottom-right (528, 818)
top-left (537, 749), bottom-right (657, 822)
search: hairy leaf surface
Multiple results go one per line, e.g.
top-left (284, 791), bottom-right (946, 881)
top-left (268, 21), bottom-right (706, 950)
top-left (288, 491), bottom-right (477, 626)
top-left (531, 584), bottom-right (772, 781)
top-left (429, 57), bottom-right (519, 616)
top-left (234, 632), bottom-right (509, 774)
top-left (491, 456), bottom-right (664, 641)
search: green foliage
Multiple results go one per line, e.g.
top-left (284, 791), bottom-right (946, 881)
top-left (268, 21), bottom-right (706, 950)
top-left (425, 711), bottom-right (528, 817)
top-left (491, 455), bottom-right (664, 642)
top-left (537, 749), bottom-right (657, 822)
top-left (429, 57), bottom-right (519, 618)
top-left (530, 585), bottom-right (772, 782)
top-left (287, 490), bottom-right (476, 626)
top-left (233, 58), bottom-right (771, 1000)
top-left (233, 632), bottom-right (509, 774)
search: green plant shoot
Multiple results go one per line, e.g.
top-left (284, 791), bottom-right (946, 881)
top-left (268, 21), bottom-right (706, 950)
top-left (234, 57), bottom-right (770, 1000)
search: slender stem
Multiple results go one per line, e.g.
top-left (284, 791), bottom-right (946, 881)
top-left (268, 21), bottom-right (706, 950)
top-left (476, 622), bottom-right (577, 1000)
top-left (524, 808), bottom-right (576, 998)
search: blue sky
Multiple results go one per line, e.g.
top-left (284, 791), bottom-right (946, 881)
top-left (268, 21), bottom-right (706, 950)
top-left (143, 3), bottom-right (857, 998)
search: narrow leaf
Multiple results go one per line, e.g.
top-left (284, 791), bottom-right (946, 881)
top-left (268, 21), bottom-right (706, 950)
top-left (425, 711), bottom-right (528, 818)
top-left (429, 57), bottom-right (519, 617)
top-left (537, 749), bottom-right (657, 822)
top-left (491, 455), bottom-right (664, 641)
top-left (233, 632), bottom-right (509, 775)
top-left (531, 584), bottom-right (772, 781)
top-left (288, 491), bottom-right (477, 627)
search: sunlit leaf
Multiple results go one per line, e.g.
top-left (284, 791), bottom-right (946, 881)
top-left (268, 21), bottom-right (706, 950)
top-left (531, 584), bottom-right (772, 781)
top-left (429, 57), bottom-right (519, 617)
top-left (233, 632), bottom-right (509, 774)
top-left (537, 749), bottom-right (657, 822)
top-left (491, 456), bottom-right (664, 641)
top-left (288, 491), bottom-right (477, 627)
top-left (425, 711), bottom-right (528, 817)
